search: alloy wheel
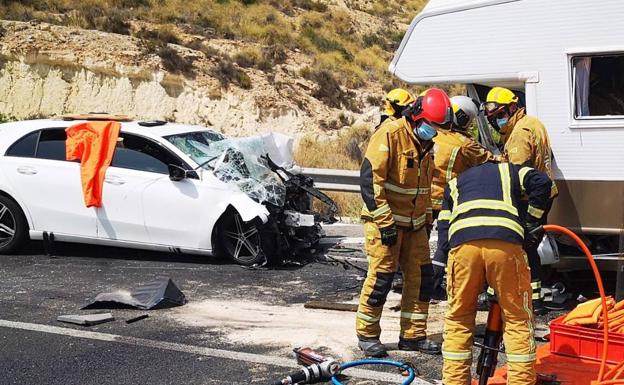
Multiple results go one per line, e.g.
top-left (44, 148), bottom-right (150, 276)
top-left (223, 215), bottom-right (262, 265)
top-left (0, 203), bottom-right (16, 248)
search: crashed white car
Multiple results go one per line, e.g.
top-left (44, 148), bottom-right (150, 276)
top-left (0, 116), bottom-right (335, 265)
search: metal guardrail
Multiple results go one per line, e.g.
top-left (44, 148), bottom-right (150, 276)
top-left (301, 168), bottom-right (361, 193)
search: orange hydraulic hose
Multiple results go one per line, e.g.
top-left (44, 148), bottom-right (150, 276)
top-left (542, 225), bottom-right (610, 383)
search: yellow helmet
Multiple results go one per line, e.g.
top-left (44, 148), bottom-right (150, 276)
top-left (384, 88), bottom-right (416, 117)
top-left (484, 87), bottom-right (519, 116)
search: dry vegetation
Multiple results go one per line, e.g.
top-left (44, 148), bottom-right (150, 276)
top-left (0, 0), bottom-right (427, 111)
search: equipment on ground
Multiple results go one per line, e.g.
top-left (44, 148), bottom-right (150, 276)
top-left (475, 300), bottom-right (504, 385)
top-left (271, 360), bottom-right (340, 385)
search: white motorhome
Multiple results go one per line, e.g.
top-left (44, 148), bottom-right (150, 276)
top-left (391, 0), bottom-right (624, 270)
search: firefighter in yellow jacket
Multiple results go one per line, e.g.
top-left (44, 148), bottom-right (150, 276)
top-left (484, 87), bottom-right (558, 314)
top-left (377, 88), bottom-right (416, 128)
top-left (431, 96), bottom-right (500, 216)
top-left (356, 88), bottom-right (453, 357)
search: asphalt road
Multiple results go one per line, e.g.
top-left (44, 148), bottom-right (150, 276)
top-left (0, 226), bottom-right (597, 385)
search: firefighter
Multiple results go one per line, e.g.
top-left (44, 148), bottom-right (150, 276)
top-left (431, 95), bottom-right (501, 217)
top-left (356, 88), bottom-right (453, 357)
top-left (483, 87), bottom-right (558, 314)
top-left (377, 88), bottom-right (416, 128)
top-left (434, 162), bottom-right (551, 385)
top-left (430, 96), bottom-right (501, 301)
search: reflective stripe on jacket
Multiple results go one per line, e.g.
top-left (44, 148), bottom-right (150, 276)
top-left (501, 108), bottom-right (558, 198)
top-left (360, 117), bottom-right (433, 230)
top-left (431, 130), bottom-right (499, 210)
top-left (434, 162), bottom-right (551, 266)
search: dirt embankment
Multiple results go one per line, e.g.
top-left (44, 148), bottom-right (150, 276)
top-left (0, 20), bottom-right (380, 137)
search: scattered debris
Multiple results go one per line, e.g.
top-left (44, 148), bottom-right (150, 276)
top-left (83, 276), bottom-right (186, 310)
top-left (57, 312), bottom-right (114, 326)
top-left (126, 314), bottom-right (149, 324)
top-left (304, 300), bottom-right (358, 312)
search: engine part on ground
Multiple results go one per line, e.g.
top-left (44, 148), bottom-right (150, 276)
top-left (82, 276), bottom-right (186, 310)
top-left (330, 359), bottom-right (416, 385)
top-left (271, 360), bottom-right (340, 385)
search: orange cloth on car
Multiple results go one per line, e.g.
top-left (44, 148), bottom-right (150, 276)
top-left (65, 121), bottom-right (121, 208)
top-left (563, 297), bottom-right (615, 326)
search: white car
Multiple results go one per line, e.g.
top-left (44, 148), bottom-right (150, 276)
top-left (0, 115), bottom-right (334, 265)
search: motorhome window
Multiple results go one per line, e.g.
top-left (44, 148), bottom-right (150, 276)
top-left (573, 55), bottom-right (624, 118)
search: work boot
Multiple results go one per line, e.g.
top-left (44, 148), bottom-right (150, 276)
top-left (357, 336), bottom-right (388, 358)
top-left (533, 298), bottom-right (549, 316)
top-left (398, 337), bottom-right (441, 355)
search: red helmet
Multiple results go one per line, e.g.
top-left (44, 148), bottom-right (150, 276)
top-left (406, 88), bottom-right (453, 128)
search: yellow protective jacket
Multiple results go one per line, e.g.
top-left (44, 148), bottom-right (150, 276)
top-left (360, 117), bottom-right (433, 230)
top-left (501, 108), bottom-right (558, 197)
top-left (431, 130), bottom-right (499, 210)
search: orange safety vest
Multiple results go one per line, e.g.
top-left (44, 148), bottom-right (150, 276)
top-left (66, 121), bottom-right (121, 208)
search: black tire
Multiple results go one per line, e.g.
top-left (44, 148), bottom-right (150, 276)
top-left (217, 211), bottom-right (265, 266)
top-left (0, 194), bottom-right (28, 254)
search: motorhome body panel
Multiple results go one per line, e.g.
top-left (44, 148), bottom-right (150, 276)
top-left (390, 0), bottom-right (624, 182)
top-left (391, 0), bottom-right (624, 238)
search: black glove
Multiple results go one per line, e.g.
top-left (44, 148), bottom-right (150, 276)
top-left (425, 223), bottom-right (433, 238)
top-left (524, 220), bottom-right (544, 250)
top-left (380, 224), bottom-right (398, 247)
top-left (433, 263), bottom-right (445, 281)
top-left (432, 263), bottom-right (447, 301)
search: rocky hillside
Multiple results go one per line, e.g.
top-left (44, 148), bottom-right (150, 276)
top-left (0, 0), bottom-right (428, 137)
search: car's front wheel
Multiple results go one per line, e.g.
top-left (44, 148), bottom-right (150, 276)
top-left (217, 212), bottom-right (265, 266)
top-left (0, 195), bottom-right (28, 254)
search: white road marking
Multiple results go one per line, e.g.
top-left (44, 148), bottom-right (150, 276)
top-left (0, 319), bottom-right (431, 384)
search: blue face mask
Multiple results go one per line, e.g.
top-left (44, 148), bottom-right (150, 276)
top-left (415, 121), bottom-right (437, 141)
top-left (496, 117), bottom-right (509, 129)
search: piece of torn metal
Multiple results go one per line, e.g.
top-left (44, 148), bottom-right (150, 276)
top-left (57, 313), bottom-right (114, 326)
top-left (82, 276), bottom-right (187, 310)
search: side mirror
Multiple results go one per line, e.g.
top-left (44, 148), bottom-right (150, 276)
top-left (168, 164), bottom-right (187, 181)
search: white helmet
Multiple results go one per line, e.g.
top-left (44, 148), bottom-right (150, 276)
top-left (451, 95), bottom-right (480, 130)
top-left (538, 233), bottom-right (560, 265)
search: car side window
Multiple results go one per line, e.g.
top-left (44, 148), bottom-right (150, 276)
top-left (111, 134), bottom-right (184, 175)
top-left (36, 129), bottom-right (67, 161)
top-left (5, 131), bottom-right (40, 158)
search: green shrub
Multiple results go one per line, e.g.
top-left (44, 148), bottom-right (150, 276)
top-left (158, 46), bottom-right (195, 76)
top-left (213, 57), bottom-right (253, 89)
top-left (303, 68), bottom-right (359, 111)
top-left (135, 25), bottom-right (180, 45)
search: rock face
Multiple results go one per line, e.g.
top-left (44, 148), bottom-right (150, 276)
top-left (0, 20), bottom-right (379, 137)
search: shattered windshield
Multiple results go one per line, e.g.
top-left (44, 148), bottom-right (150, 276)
top-left (165, 131), bottom-right (287, 207)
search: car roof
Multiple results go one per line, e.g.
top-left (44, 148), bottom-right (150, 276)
top-left (0, 119), bottom-right (220, 138)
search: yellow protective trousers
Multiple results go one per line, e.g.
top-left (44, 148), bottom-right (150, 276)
top-left (442, 239), bottom-right (536, 385)
top-left (356, 223), bottom-right (432, 340)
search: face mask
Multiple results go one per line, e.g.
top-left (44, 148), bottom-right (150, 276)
top-left (415, 121), bottom-right (437, 141)
top-left (496, 117), bottom-right (509, 130)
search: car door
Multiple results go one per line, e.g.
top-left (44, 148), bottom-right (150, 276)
top-left (97, 133), bottom-right (203, 249)
top-left (1, 128), bottom-right (98, 238)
